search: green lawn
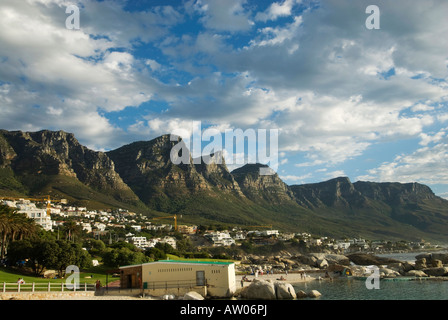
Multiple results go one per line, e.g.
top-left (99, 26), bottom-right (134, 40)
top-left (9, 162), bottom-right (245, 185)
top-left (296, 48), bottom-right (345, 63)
top-left (0, 266), bottom-right (116, 286)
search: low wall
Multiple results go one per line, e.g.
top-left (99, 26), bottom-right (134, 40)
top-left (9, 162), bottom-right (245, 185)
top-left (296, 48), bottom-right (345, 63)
top-left (143, 286), bottom-right (207, 298)
top-left (0, 291), bottom-right (96, 300)
top-left (102, 286), bottom-right (207, 298)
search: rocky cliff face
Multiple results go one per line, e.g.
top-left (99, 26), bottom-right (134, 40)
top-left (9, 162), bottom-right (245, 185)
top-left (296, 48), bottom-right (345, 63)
top-left (2, 129), bottom-right (448, 241)
top-left (231, 164), bottom-right (296, 204)
top-left (290, 177), bottom-right (440, 209)
top-left (291, 177), bottom-right (367, 208)
top-left (0, 129), bottom-right (139, 203)
top-left (193, 152), bottom-right (243, 195)
top-left (107, 135), bottom-right (213, 206)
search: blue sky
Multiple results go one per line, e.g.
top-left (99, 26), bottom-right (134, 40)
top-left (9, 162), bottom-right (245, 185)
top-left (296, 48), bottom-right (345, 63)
top-left (1, 0), bottom-right (448, 198)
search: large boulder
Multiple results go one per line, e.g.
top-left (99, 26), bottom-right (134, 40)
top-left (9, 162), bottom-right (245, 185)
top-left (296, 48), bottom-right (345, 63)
top-left (307, 290), bottom-right (322, 298)
top-left (380, 267), bottom-right (400, 278)
top-left (431, 259), bottom-right (443, 268)
top-left (415, 253), bottom-right (431, 261)
top-left (309, 253), bottom-right (350, 266)
top-left (430, 253), bottom-right (448, 264)
top-left (323, 254), bottom-right (350, 266)
top-left (274, 281), bottom-right (297, 300)
top-left (348, 253), bottom-right (401, 266)
top-left (316, 259), bottom-right (329, 269)
top-left (415, 258), bottom-right (427, 270)
top-left (183, 291), bottom-right (204, 300)
top-left (240, 279), bottom-right (276, 300)
top-left (422, 267), bottom-right (448, 277)
top-left (295, 290), bottom-right (307, 299)
top-left (405, 270), bottom-right (428, 277)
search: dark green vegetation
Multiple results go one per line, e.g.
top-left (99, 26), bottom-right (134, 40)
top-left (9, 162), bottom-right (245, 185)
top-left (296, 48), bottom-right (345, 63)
top-left (1, 129), bottom-right (448, 242)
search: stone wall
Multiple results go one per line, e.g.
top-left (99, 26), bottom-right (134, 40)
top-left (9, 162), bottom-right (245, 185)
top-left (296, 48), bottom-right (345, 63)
top-left (0, 291), bottom-right (96, 300)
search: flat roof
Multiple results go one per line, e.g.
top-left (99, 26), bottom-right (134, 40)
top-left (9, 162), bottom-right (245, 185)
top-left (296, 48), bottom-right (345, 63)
top-left (119, 259), bottom-right (234, 269)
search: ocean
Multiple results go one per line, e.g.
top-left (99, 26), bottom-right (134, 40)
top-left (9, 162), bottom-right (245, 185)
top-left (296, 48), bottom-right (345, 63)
top-left (292, 251), bottom-right (448, 300)
top-left (292, 277), bottom-right (448, 300)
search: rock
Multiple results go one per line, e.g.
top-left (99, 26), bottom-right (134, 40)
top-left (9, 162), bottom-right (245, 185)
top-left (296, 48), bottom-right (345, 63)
top-left (430, 253), bottom-right (448, 264)
top-left (274, 281), bottom-right (296, 300)
top-left (380, 267), bottom-right (400, 278)
top-left (405, 270), bottom-right (428, 277)
top-left (402, 261), bottom-right (415, 273)
top-left (295, 290), bottom-right (307, 299)
top-left (348, 253), bottom-right (401, 266)
top-left (307, 290), bottom-right (322, 298)
top-left (431, 259), bottom-right (443, 268)
top-left (316, 259), bottom-right (329, 269)
top-left (415, 258), bottom-right (427, 270)
top-left (162, 294), bottom-right (176, 300)
top-left (422, 267), bottom-right (448, 277)
top-left (240, 279), bottom-right (276, 300)
top-left (183, 292), bottom-right (204, 300)
top-left (415, 253), bottom-right (431, 261)
top-left (322, 254), bottom-right (350, 266)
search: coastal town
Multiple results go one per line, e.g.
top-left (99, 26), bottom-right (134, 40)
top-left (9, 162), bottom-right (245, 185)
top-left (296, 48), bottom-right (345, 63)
top-left (1, 197), bottom-right (448, 302)
top-left (0, 198), bottom-right (435, 255)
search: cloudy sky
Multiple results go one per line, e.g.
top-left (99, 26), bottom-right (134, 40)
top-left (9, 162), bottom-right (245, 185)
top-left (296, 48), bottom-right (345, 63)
top-left (1, 0), bottom-right (448, 197)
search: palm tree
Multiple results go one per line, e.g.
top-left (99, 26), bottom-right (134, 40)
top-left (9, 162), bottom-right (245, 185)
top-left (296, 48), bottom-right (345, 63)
top-left (0, 204), bottom-right (39, 259)
top-left (63, 220), bottom-right (81, 242)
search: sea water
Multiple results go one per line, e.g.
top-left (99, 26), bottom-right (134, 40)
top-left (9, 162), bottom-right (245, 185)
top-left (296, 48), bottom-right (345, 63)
top-left (292, 278), bottom-right (448, 300)
top-left (292, 251), bottom-right (448, 300)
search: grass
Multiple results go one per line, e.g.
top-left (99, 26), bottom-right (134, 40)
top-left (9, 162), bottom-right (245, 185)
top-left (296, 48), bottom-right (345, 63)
top-left (0, 265), bottom-right (116, 286)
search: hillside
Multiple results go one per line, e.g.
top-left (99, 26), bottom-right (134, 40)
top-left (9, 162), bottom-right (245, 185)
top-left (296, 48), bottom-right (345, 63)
top-left (1, 129), bottom-right (448, 242)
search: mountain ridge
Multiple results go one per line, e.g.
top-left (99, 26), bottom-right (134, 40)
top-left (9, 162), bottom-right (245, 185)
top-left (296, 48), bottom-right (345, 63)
top-left (1, 129), bottom-right (448, 242)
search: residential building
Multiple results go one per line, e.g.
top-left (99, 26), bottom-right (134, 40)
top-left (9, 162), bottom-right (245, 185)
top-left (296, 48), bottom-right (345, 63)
top-left (129, 236), bottom-right (148, 249)
top-left (205, 231), bottom-right (235, 247)
top-left (10, 201), bottom-right (53, 231)
top-left (178, 225), bottom-right (197, 234)
top-left (159, 236), bottom-right (177, 249)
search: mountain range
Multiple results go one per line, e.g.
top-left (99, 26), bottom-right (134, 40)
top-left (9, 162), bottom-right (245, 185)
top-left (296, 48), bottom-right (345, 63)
top-left (1, 129), bottom-right (448, 243)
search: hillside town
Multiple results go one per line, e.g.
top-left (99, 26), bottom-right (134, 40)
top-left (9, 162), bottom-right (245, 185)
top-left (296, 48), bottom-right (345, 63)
top-left (0, 198), bottom-right (433, 256)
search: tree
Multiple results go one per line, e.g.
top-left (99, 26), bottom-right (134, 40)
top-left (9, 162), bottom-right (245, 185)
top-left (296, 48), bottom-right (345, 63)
top-left (28, 239), bottom-right (61, 276)
top-left (145, 247), bottom-right (166, 261)
top-left (6, 239), bottom-right (33, 266)
top-left (63, 220), bottom-right (82, 242)
top-left (52, 240), bottom-right (92, 277)
top-left (0, 205), bottom-right (39, 259)
top-left (103, 247), bottom-right (149, 268)
top-left (84, 239), bottom-right (106, 256)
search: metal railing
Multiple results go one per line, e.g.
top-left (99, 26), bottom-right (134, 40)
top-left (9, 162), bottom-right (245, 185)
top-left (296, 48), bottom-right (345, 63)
top-left (2, 282), bottom-right (96, 293)
top-left (144, 280), bottom-right (202, 290)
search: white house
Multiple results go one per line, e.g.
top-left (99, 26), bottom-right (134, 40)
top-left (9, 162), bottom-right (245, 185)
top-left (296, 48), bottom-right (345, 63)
top-left (81, 222), bottom-right (92, 233)
top-left (13, 201), bottom-right (53, 231)
top-left (205, 232), bottom-right (235, 247)
top-left (129, 236), bottom-right (148, 248)
top-left (131, 225), bottom-right (142, 232)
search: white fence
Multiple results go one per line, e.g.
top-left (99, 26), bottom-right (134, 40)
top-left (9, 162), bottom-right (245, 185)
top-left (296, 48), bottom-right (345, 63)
top-left (2, 282), bottom-right (96, 293)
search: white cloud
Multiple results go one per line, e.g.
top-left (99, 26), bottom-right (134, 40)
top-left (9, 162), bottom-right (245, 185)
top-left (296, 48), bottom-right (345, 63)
top-left (1, 0), bottom-right (448, 179)
top-left (0, 0), bottom-right (165, 149)
top-left (255, 0), bottom-right (299, 22)
top-left (358, 129), bottom-right (448, 185)
top-left (325, 170), bottom-right (346, 179)
top-left (280, 173), bottom-right (312, 183)
top-left (187, 0), bottom-right (253, 32)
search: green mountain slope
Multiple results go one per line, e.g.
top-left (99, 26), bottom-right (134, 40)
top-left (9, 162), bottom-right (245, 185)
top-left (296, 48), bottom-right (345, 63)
top-left (1, 129), bottom-right (448, 242)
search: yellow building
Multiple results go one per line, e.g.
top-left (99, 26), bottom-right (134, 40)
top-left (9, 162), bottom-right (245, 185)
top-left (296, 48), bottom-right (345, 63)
top-left (119, 260), bottom-right (236, 298)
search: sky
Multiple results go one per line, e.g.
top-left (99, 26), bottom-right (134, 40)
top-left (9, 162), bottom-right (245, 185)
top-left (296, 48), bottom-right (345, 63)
top-left (1, 0), bottom-right (448, 197)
